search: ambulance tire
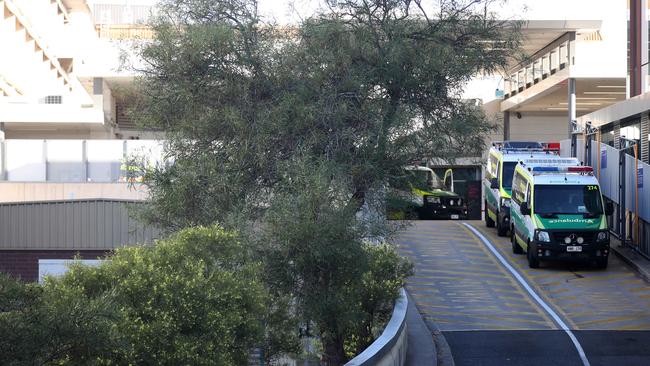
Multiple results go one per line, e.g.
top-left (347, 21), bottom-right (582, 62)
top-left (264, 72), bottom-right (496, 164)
top-left (485, 202), bottom-right (495, 228)
top-left (595, 258), bottom-right (608, 270)
top-left (527, 242), bottom-right (540, 268)
top-left (496, 216), bottom-right (508, 237)
top-left (511, 230), bottom-right (523, 254)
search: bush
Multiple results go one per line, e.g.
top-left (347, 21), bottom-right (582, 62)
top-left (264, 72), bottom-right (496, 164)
top-left (0, 273), bottom-right (116, 365)
top-left (0, 225), bottom-right (298, 365)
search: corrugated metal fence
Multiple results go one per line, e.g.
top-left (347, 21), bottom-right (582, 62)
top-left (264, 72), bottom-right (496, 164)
top-left (0, 199), bottom-right (159, 250)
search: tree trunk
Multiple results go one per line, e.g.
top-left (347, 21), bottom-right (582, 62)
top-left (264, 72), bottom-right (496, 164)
top-left (322, 336), bottom-right (347, 366)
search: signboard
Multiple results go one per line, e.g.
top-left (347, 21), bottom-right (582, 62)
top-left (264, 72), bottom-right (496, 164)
top-left (600, 148), bottom-right (607, 169)
top-left (639, 167), bottom-right (644, 188)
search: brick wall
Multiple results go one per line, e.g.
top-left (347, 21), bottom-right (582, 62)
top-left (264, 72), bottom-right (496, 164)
top-left (0, 250), bottom-right (110, 282)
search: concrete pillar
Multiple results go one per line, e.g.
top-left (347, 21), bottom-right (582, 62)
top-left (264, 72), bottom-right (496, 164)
top-left (630, 0), bottom-right (648, 96)
top-left (0, 123), bottom-right (5, 180)
top-left (643, 0), bottom-right (649, 94)
top-left (568, 78), bottom-right (577, 157)
top-left (503, 111), bottom-right (510, 141)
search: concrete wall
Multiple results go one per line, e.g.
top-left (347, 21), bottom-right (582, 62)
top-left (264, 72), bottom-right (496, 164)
top-left (509, 113), bottom-right (568, 142)
top-left (345, 289), bottom-right (408, 366)
top-left (482, 99), bottom-right (504, 145)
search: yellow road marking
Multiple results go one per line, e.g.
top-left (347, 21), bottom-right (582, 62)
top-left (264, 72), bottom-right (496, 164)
top-left (457, 223), bottom-right (557, 329)
top-left (468, 224), bottom-right (578, 330)
top-left (576, 315), bottom-right (647, 327)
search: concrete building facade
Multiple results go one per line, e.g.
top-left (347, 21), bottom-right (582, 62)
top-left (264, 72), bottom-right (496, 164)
top-left (0, 0), bottom-right (161, 281)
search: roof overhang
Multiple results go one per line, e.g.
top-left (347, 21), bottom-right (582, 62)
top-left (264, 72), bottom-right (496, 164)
top-left (576, 92), bottom-right (650, 128)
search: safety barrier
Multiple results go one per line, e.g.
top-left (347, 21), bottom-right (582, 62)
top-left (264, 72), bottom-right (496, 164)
top-left (345, 288), bottom-right (408, 366)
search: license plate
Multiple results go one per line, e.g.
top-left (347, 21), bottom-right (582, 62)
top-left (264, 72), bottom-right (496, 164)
top-left (450, 214), bottom-right (459, 220)
top-left (567, 246), bottom-right (582, 252)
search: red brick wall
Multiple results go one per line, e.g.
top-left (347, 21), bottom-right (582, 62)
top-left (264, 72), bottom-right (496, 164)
top-left (0, 250), bottom-right (111, 282)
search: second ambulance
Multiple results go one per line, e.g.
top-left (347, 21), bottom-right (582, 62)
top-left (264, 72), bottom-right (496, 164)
top-left (509, 157), bottom-right (613, 269)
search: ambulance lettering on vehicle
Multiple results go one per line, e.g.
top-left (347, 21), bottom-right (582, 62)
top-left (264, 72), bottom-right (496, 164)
top-left (483, 141), bottom-right (559, 237)
top-left (509, 159), bottom-right (614, 269)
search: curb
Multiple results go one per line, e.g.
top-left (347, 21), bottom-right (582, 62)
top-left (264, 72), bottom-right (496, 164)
top-left (611, 244), bottom-right (650, 283)
top-left (423, 318), bottom-right (455, 366)
top-left (406, 291), bottom-right (455, 366)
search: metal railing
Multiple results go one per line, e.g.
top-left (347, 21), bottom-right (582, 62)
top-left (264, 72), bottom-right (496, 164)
top-left (504, 33), bottom-right (574, 98)
top-left (96, 24), bottom-right (155, 40)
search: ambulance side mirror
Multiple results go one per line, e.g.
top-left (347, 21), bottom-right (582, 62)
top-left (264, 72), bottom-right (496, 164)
top-left (520, 202), bottom-right (531, 216)
top-left (490, 178), bottom-right (499, 189)
top-left (605, 202), bottom-right (614, 216)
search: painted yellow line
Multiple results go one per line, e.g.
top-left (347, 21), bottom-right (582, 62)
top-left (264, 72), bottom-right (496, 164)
top-left (471, 224), bottom-right (580, 331)
top-left (416, 268), bottom-right (508, 279)
top-left (457, 223), bottom-right (557, 329)
top-left (572, 273), bottom-right (639, 281)
top-left (576, 315), bottom-right (646, 327)
top-left (549, 295), bottom-right (579, 301)
top-left (606, 323), bottom-right (650, 331)
top-left (628, 286), bottom-right (650, 293)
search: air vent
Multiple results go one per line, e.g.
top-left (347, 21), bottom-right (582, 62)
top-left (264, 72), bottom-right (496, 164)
top-left (42, 95), bottom-right (62, 104)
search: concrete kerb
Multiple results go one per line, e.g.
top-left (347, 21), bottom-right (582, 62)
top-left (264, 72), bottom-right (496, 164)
top-left (610, 240), bottom-right (650, 284)
top-left (404, 290), bottom-right (436, 366)
top-left (345, 288), bottom-right (409, 366)
top-left (416, 302), bottom-right (455, 366)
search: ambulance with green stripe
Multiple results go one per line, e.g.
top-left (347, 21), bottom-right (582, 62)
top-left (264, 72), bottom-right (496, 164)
top-left (484, 141), bottom-right (556, 236)
top-left (387, 166), bottom-right (468, 220)
top-left (509, 158), bottom-right (614, 269)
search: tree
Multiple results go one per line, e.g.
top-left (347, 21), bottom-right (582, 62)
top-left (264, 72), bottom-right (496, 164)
top-left (136, 0), bottom-right (520, 227)
top-left (133, 0), bottom-right (521, 363)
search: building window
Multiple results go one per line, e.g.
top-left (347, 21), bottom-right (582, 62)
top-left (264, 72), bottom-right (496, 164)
top-left (620, 118), bottom-right (642, 157)
top-left (600, 124), bottom-right (615, 147)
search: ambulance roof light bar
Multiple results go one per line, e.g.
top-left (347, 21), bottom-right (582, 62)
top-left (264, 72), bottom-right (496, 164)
top-left (530, 166), bottom-right (593, 175)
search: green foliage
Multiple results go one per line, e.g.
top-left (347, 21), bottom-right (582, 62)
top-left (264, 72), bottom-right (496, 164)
top-left (350, 243), bottom-right (414, 356)
top-left (0, 226), bottom-right (298, 365)
top-left (258, 159), bottom-right (412, 364)
top-left (130, 0), bottom-right (521, 364)
top-left (0, 273), bottom-right (116, 365)
top-left (135, 0), bottom-right (521, 229)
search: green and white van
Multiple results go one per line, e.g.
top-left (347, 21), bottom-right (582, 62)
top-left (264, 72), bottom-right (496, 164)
top-left (484, 141), bottom-right (556, 236)
top-left (387, 166), bottom-right (468, 220)
top-left (509, 158), bottom-right (614, 269)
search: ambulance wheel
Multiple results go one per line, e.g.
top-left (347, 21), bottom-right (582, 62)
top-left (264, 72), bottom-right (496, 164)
top-left (527, 242), bottom-right (540, 268)
top-left (485, 202), bottom-right (495, 228)
top-left (497, 216), bottom-right (508, 237)
top-left (511, 230), bottom-right (523, 254)
top-left (595, 258), bottom-right (608, 270)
